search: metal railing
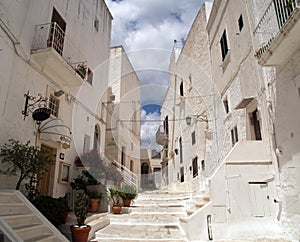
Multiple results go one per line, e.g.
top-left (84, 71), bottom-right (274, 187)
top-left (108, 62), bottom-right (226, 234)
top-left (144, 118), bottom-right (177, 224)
top-left (31, 22), bottom-right (87, 78)
top-left (254, 0), bottom-right (299, 59)
top-left (113, 160), bottom-right (138, 190)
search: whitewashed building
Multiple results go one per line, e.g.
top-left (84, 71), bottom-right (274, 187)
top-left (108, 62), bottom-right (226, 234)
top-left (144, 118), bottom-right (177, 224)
top-left (251, 0), bottom-right (300, 239)
top-left (105, 46), bottom-right (141, 188)
top-left (159, 0), bottom-right (296, 240)
top-left (0, 0), bottom-right (112, 198)
top-left (158, 2), bottom-right (213, 193)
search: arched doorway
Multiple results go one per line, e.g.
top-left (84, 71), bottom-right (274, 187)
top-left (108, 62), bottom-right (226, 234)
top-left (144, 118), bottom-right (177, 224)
top-left (141, 162), bottom-right (149, 189)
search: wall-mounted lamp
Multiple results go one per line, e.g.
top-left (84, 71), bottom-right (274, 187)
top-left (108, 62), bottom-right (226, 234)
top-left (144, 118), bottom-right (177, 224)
top-left (22, 90), bottom-right (50, 122)
top-left (186, 114), bottom-right (208, 125)
top-left (54, 90), bottom-right (64, 97)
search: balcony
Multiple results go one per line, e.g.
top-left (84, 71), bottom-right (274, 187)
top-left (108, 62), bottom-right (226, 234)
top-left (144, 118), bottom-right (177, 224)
top-left (254, 0), bottom-right (300, 66)
top-left (156, 125), bottom-right (168, 146)
top-left (31, 23), bottom-right (87, 87)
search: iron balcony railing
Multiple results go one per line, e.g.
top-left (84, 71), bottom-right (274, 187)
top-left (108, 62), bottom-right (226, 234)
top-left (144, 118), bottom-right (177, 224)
top-left (254, 0), bottom-right (299, 59)
top-left (31, 22), bottom-right (87, 79)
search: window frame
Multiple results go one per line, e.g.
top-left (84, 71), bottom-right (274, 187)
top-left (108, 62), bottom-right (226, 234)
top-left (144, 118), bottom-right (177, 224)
top-left (238, 14), bottom-right (244, 32)
top-left (48, 94), bottom-right (60, 117)
top-left (220, 29), bottom-right (229, 61)
top-left (231, 126), bottom-right (239, 146)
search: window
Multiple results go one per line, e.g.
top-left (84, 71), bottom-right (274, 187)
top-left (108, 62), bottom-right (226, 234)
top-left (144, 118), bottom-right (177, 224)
top-left (131, 142), bottom-right (133, 151)
top-left (59, 162), bottom-right (70, 183)
top-left (180, 81), bottom-right (184, 96)
top-left (223, 97), bottom-right (229, 113)
top-left (238, 14), bottom-right (244, 31)
top-left (87, 68), bottom-right (93, 85)
top-left (48, 95), bottom-right (59, 117)
top-left (83, 134), bottom-right (90, 153)
top-left (93, 125), bottom-right (100, 151)
top-left (94, 17), bottom-right (99, 32)
top-left (201, 160), bottom-right (205, 171)
top-left (130, 160), bottom-right (134, 172)
top-left (191, 131), bottom-right (196, 145)
top-left (192, 157), bottom-right (198, 178)
top-left (231, 126), bottom-right (239, 146)
top-left (179, 137), bottom-right (183, 163)
top-left (121, 146), bottom-right (126, 167)
top-left (220, 29), bottom-right (229, 61)
top-left (180, 167), bottom-right (184, 183)
top-left (164, 116), bottom-right (169, 134)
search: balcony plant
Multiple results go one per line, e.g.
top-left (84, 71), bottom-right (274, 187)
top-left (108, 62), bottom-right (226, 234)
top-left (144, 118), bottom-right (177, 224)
top-left (107, 187), bottom-right (122, 214)
top-left (76, 63), bottom-right (87, 79)
top-left (119, 184), bottom-right (138, 207)
top-left (70, 193), bottom-right (91, 242)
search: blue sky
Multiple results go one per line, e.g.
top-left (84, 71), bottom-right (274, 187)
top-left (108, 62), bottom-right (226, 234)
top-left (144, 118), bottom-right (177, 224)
top-left (105, 0), bottom-right (208, 149)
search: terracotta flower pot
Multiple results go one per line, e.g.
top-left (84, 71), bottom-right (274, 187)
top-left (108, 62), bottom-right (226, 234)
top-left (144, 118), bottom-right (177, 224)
top-left (88, 198), bottom-right (99, 213)
top-left (123, 199), bottom-right (132, 207)
top-left (112, 204), bottom-right (122, 214)
top-left (70, 225), bottom-right (91, 242)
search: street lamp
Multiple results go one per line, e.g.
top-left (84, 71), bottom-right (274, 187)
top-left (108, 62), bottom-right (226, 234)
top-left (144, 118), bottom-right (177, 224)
top-left (186, 114), bottom-right (208, 125)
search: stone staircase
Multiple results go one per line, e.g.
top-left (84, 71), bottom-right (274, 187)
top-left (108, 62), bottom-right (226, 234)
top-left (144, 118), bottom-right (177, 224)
top-left (0, 190), bottom-right (68, 242)
top-left (91, 189), bottom-right (192, 242)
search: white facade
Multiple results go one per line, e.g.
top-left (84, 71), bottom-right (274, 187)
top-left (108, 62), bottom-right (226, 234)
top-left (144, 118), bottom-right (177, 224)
top-left (159, 2), bottom-right (213, 192)
top-left (159, 0), bottom-right (296, 240)
top-left (0, 0), bottom-right (112, 198)
top-left (105, 46), bottom-right (141, 182)
top-left (251, 0), bottom-right (300, 239)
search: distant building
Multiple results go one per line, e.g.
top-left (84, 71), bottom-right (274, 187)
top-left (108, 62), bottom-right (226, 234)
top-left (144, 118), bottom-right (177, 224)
top-left (105, 46), bottom-right (141, 188)
top-left (140, 149), bottom-right (162, 190)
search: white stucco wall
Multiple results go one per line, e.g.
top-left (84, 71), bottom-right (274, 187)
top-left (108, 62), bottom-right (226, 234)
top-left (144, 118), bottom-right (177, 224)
top-left (0, 0), bottom-right (112, 198)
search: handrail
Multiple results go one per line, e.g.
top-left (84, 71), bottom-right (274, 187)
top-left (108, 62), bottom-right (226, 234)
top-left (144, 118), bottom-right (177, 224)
top-left (113, 160), bottom-right (138, 189)
top-left (0, 218), bottom-right (23, 242)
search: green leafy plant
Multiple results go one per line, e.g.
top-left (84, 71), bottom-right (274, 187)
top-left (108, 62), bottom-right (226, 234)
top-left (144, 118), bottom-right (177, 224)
top-left (119, 184), bottom-right (137, 200)
top-left (0, 139), bottom-right (52, 192)
top-left (74, 193), bottom-right (89, 226)
top-left (107, 187), bottom-right (122, 205)
top-left (87, 190), bottom-right (102, 200)
top-left (32, 196), bottom-right (69, 227)
top-left (70, 169), bottom-right (100, 194)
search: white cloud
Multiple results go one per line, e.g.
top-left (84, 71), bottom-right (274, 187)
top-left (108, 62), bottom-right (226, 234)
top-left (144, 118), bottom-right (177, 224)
top-left (106, 0), bottom-right (208, 96)
top-left (105, 0), bottom-right (211, 150)
top-left (140, 109), bottom-right (162, 150)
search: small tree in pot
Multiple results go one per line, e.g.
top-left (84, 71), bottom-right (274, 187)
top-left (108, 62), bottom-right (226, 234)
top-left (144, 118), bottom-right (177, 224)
top-left (107, 187), bottom-right (122, 214)
top-left (70, 193), bottom-right (91, 242)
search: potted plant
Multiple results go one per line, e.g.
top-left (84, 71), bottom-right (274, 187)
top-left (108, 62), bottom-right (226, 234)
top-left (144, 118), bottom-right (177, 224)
top-left (120, 184), bottom-right (138, 207)
top-left (107, 187), bottom-right (122, 214)
top-left (70, 193), bottom-right (91, 242)
top-left (87, 190), bottom-right (102, 213)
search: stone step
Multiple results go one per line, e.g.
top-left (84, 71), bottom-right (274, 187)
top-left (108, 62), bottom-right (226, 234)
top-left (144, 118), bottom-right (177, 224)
top-left (92, 239), bottom-right (187, 242)
top-left (15, 224), bottom-right (53, 241)
top-left (126, 206), bottom-right (185, 214)
top-left (95, 224), bottom-right (186, 241)
top-left (108, 213), bottom-right (185, 225)
top-left (0, 192), bottom-right (20, 203)
top-left (2, 213), bottom-right (42, 230)
top-left (0, 203), bottom-right (31, 216)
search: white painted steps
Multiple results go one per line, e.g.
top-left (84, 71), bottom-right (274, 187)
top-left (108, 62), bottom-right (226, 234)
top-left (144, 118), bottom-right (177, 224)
top-left (92, 190), bottom-right (191, 242)
top-left (0, 190), bottom-right (68, 242)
